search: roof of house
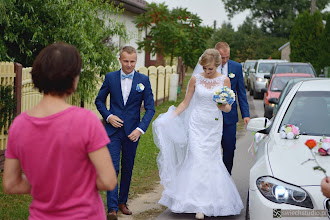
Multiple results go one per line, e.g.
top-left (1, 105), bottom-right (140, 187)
top-left (278, 42), bottom-right (290, 51)
top-left (110, 0), bottom-right (147, 14)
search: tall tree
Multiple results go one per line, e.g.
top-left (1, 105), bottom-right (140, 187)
top-left (135, 2), bottom-right (212, 68)
top-left (0, 0), bottom-right (126, 103)
top-left (222, 0), bottom-right (329, 38)
top-left (290, 10), bottom-right (324, 74)
top-left (319, 13), bottom-right (330, 71)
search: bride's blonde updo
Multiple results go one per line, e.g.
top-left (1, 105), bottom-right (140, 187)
top-left (199, 49), bottom-right (222, 67)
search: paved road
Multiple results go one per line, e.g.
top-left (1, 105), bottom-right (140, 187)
top-left (156, 91), bottom-right (264, 220)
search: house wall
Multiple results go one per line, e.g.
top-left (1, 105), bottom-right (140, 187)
top-left (107, 11), bottom-right (146, 69)
top-left (281, 45), bottom-right (290, 61)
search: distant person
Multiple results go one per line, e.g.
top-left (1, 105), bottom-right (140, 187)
top-left (95, 46), bottom-right (155, 220)
top-left (3, 42), bottom-right (117, 219)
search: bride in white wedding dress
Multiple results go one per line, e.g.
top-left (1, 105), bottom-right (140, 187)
top-left (153, 49), bottom-right (243, 219)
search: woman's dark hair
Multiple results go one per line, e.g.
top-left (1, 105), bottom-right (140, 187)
top-left (31, 42), bottom-right (82, 96)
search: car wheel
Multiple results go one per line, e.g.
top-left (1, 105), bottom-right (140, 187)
top-left (253, 91), bottom-right (259, 99)
top-left (246, 191), bottom-right (250, 220)
top-left (254, 91), bottom-right (264, 100)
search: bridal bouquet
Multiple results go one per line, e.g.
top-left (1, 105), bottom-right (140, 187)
top-left (213, 86), bottom-right (235, 105)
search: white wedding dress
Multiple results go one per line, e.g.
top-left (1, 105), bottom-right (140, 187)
top-left (153, 73), bottom-right (243, 217)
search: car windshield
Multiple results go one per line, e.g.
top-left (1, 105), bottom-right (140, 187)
top-left (275, 65), bottom-right (314, 74)
top-left (270, 76), bottom-right (308, 91)
top-left (280, 91), bottom-right (330, 136)
top-left (258, 63), bottom-right (274, 73)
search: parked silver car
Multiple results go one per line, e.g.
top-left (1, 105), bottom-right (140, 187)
top-left (243, 60), bottom-right (257, 88)
top-left (249, 59), bottom-right (287, 99)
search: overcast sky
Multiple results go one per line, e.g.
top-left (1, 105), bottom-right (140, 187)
top-left (144, 0), bottom-right (250, 30)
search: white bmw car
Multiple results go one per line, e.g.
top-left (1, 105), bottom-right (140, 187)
top-left (247, 79), bottom-right (330, 219)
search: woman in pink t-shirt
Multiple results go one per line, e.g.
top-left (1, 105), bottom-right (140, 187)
top-left (3, 42), bottom-right (117, 220)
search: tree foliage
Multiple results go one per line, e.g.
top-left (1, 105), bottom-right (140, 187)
top-left (135, 2), bottom-right (213, 68)
top-left (0, 84), bottom-right (15, 134)
top-left (0, 0), bottom-right (127, 103)
top-left (290, 10), bottom-right (324, 74)
top-left (319, 14), bottom-right (330, 70)
top-left (209, 18), bottom-right (287, 62)
top-left (222, 0), bottom-right (329, 38)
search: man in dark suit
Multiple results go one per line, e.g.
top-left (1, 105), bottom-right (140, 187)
top-left (95, 46), bottom-right (155, 220)
top-left (215, 42), bottom-right (250, 175)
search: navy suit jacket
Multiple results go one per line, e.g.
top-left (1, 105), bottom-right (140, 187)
top-left (95, 70), bottom-right (155, 137)
top-left (223, 60), bottom-right (250, 125)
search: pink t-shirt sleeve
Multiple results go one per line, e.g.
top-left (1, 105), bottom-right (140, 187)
top-left (5, 118), bottom-right (19, 159)
top-left (85, 111), bottom-right (110, 153)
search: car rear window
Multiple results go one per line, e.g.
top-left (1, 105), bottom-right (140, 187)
top-left (258, 63), bottom-right (275, 73)
top-left (270, 76), bottom-right (311, 91)
top-left (275, 65), bottom-right (314, 75)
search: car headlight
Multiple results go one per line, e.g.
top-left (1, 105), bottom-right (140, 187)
top-left (270, 103), bottom-right (276, 108)
top-left (256, 77), bottom-right (266, 82)
top-left (256, 176), bottom-right (313, 209)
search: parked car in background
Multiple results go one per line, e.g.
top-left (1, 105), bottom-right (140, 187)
top-left (272, 78), bottom-right (323, 116)
top-left (243, 60), bottom-right (257, 88)
top-left (246, 79), bottom-right (330, 220)
top-left (249, 59), bottom-right (287, 99)
top-left (270, 62), bottom-right (316, 78)
top-left (262, 73), bottom-right (315, 119)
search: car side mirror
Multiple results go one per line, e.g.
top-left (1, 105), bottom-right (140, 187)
top-left (268, 97), bottom-right (279, 104)
top-left (264, 74), bottom-right (271, 79)
top-left (261, 88), bottom-right (268, 93)
top-left (247, 117), bottom-right (270, 132)
top-left (250, 69), bottom-right (256, 74)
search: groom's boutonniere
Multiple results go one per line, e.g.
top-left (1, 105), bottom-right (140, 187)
top-left (229, 72), bottom-right (235, 78)
top-left (136, 83), bottom-right (145, 92)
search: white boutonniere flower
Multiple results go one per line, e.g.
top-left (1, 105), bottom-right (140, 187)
top-left (229, 72), bottom-right (235, 78)
top-left (136, 83), bottom-right (145, 92)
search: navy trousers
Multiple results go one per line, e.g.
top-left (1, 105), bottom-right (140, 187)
top-left (106, 127), bottom-right (139, 212)
top-left (221, 123), bottom-right (237, 175)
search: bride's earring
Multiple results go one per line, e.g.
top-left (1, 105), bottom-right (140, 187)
top-left (195, 212), bottom-right (204, 219)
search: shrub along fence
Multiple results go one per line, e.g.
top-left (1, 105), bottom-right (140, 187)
top-left (0, 61), bottom-right (183, 168)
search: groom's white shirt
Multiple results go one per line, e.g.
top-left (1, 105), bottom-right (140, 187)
top-left (220, 63), bottom-right (228, 76)
top-left (121, 69), bottom-right (134, 105)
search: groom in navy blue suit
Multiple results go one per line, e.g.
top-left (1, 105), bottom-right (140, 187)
top-left (95, 46), bottom-right (155, 219)
top-left (215, 42), bottom-right (250, 175)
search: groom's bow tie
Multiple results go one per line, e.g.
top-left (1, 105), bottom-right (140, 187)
top-left (121, 73), bottom-right (133, 80)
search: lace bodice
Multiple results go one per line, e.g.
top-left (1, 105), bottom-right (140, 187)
top-left (194, 74), bottom-right (226, 111)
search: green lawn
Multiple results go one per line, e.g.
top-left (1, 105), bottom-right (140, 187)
top-left (0, 71), bottom-right (245, 219)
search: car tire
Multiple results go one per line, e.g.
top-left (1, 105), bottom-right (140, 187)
top-left (246, 191), bottom-right (250, 220)
top-left (254, 91), bottom-right (264, 100)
